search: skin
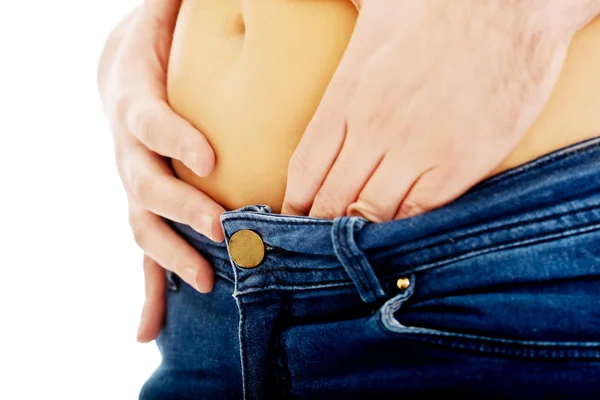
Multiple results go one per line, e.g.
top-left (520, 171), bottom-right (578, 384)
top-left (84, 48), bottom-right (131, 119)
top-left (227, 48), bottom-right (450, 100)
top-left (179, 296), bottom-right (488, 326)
top-left (97, 0), bottom-right (600, 342)
top-left (281, 0), bottom-right (600, 221)
top-left (168, 0), bottom-right (358, 213)
top-left (171, 0), bottom-right (600, 218)
top-left (98, 1), bottom-right (221, 342)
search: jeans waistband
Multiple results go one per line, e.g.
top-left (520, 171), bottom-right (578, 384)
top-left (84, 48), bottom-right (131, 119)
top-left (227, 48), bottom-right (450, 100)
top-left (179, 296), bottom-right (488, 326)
top-left (170, 136), bottom-right (600, 301)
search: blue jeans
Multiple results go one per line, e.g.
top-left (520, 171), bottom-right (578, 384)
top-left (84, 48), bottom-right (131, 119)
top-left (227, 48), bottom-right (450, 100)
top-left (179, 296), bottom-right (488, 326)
top-left (140, 136), bottom-right (600, 399)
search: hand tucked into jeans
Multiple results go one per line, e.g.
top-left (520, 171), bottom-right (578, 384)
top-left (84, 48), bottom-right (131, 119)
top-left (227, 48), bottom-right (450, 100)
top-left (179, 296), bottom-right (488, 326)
top-left (98, 0), bottom-right (600, 345)
top-left (282, 0), bottom-right (600, 222)
top-left (97, 0), bottom-right (225, 342)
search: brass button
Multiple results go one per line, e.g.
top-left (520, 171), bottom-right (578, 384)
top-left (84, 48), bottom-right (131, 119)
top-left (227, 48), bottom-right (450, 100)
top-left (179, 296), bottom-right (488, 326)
top-left (396, 277), bottom-right (411, 290)
top-left (229, 229), bottom-right (265, 268)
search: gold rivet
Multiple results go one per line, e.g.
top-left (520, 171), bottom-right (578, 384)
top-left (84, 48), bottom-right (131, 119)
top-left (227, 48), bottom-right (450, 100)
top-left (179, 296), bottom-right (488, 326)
top-left (396, 277), bottom-right (411, 290)
top-left (229, 230), bottom-right (265, 268)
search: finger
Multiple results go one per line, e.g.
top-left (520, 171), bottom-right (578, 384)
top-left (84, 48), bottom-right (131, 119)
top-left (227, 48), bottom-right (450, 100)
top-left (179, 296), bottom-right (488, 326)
top-left (123, 142), bottom-right (225, 242)
top-left (308, 133), bottom-right (385, 219)
top-left (127, 98), bottom-right (215, 177)
top-left (137, 254), bottom-right (166, 343)
top-left (394, 164), bottom-right (475, 220)
top-left (346, 148), bottom-right (426, 222)
top-left (347, 147), bottom-right (468, 222)
top-left (129, 203), bottom-right (215, 293)
top-left (281, 104), bottom-right (347, 216)
top-left (281, 27), bottom-right (369, 216)
top-left (390, 141), bottom-right (493, 220)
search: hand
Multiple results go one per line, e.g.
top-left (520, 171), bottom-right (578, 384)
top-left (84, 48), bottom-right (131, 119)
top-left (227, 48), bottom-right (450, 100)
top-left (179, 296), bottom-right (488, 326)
top-left (98, 0), bottom-right (224, 342)
top-left (282, 1), bottom-right (598, 222)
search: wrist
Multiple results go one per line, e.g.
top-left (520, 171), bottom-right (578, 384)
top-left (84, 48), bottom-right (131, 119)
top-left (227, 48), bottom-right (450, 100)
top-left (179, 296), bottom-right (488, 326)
top-left (97, 6), bottom-right (140, 99)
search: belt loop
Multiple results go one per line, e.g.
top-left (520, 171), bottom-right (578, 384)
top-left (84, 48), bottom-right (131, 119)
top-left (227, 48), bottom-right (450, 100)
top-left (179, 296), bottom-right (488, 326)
top-left (332, 216), bottom-right (387, 303)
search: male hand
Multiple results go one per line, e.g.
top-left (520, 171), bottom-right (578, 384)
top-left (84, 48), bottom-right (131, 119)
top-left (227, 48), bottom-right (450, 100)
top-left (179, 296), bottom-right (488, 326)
top-left (282, 1), bottom-right (598, 222)
top-left (98, 0), bottom-right (224, 342)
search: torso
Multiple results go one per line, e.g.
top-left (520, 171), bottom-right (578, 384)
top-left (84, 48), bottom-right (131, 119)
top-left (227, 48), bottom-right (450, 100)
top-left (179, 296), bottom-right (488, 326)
top-left (167, 0), bottom-right (600, 214)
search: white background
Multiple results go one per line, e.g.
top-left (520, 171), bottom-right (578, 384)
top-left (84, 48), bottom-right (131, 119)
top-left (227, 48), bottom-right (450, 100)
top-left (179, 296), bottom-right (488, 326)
top-left (0, 1), bottom-right (160, 398)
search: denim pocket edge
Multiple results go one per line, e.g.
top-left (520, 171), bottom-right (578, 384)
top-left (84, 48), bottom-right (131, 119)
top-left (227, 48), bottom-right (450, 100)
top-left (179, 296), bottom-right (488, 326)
top-left (376, 276), bottom-right (600, 360)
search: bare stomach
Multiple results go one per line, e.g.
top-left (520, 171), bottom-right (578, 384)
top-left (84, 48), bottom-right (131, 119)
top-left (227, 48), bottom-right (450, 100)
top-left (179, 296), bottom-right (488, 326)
top-left (167, 0), bottom-right (600, 214)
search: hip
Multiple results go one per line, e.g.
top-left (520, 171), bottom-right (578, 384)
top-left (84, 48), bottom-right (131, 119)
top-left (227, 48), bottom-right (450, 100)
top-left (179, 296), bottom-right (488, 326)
top-left (142, 136), bottom-right (600, 399)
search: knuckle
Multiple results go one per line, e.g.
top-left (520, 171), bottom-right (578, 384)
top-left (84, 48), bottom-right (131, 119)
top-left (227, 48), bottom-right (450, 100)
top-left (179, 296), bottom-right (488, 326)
top-left (112, 93), bottom-right (131, 122)
top-left (283, 150), bottom-right (316, 215)
top-left (133, 108), bottom-right (157, 145)
top-left (112, 141), bottom-right (125, 175)
top-left (326, 62), bottom-right (356, 92)
top-left (160, 247), bottom-right (195, 278)
top-left (397, 196), bottom-right (428, 219)
top-left (108, 91), bottom-right (135, 132)
top-left (113, 139), bottom-right (141, 196)
top-left (130, 173), bottom-right (155, 204)
top-left (312, 188), bottom-right (343, 219)
top-left (287, 148), bottom-right (313, 183)
top-left (129, 210), bottom-right (155, 249)
top-left (288, 150), bottom-right (317, 189)
top-left (113, 138), bottom-right (130, 173)
top-left (182, 200), bottom-right (204, 226)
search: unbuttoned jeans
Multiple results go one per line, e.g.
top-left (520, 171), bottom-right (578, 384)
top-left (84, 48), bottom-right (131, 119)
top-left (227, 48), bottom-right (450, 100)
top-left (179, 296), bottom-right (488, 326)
top-left (140, 136), bottom-right (600, 399)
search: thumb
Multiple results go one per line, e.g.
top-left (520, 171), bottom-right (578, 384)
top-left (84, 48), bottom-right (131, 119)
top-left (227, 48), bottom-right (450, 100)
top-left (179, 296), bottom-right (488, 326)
top-left (143, 0), bottom-right (182, 29)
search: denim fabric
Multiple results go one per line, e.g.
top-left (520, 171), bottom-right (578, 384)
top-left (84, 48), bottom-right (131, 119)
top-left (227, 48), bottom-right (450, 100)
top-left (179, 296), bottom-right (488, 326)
top-left (140, 136), bottom-right (600, 400)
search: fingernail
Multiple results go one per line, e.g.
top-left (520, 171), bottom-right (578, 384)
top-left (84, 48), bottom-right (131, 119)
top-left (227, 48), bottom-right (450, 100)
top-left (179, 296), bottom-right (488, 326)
top-left (183, 151), bottom-right (201, 176)
top-left (196, 277), bottom-right (214, 294)
top-left (180, 266), bottom-right (200, 291)
top-left (188, 152), bottom-right (211, 177)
